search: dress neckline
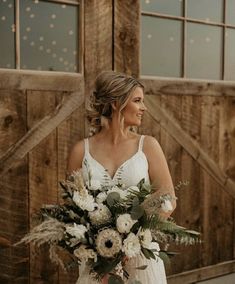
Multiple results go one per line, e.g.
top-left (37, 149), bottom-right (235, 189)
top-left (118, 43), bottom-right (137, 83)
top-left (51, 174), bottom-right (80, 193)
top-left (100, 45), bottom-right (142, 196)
top-left (85, 135), bottom-right (145, 181)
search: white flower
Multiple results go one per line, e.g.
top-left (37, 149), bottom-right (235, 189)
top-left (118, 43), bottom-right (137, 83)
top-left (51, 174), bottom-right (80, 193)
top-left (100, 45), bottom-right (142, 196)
top-left (96, 229), bottom-right (122, 258)
top-left (65, 223), bottom-right (87, 239)
top-left (138, 228), bottom-right (152, 249)
top-left (150, 241), bottom-right (160, 256)
top-left (161, 199), bottom-right (173, 212)
top-left (107, 186), bottom-right (128, 199)
top-left (74, 245), bottom-right (97, 262)
top-left (86, 179), bottom-right (101, 191)
top-left (116, 214), bottom-right (137, 234)
top-left (73, 191), bottom-right (97, 211)
top-left (88, 204), bottom-right (112, 226)
top-left (123, 232), bottom-right (141, 258)
top-left (96, 192), bottom-right (107, 204)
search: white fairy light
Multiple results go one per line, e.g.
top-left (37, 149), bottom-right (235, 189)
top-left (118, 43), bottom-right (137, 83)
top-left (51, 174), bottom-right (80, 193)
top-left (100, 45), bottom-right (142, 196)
top-left (73, 51), bottom-right (77, 55)
top-left (30, 14), bottom-right (35, 18)
top-left (205, 37), bottom-right (211, 43)
top-left (52, 53), bottom-right (57, 58)
top-left (52, 41), bottom-right (56, 45)
top-left (37, 66), bottom-right (42, 70)
top-left (26, 27), bottom-right (31, 32)
top-left (62, 48), bottom-right (68, 53)
top-left (189, 39), bottom-right (194, 44)
top-left (8, 3), bottom-right (12, 8)
top-left (11, 24), bottom-right (15, 32)
top-left (61, 4), bottom-right (66, 8)
top-left (69, 30), bottom-right (74, 35)
top-left (26, 7), bottom-right (31, 12)
top-left (34, 0), bottom-right (39, 4)
top-left (1, 16), bottom-right (6, 21)
top-left (50, 23), bottom-right (54, 28)
top-left (59, 57), bottom-right (64, 62)
top-left (64, 61), bottom-right (68, 65)
top-left (147, 34), bottom-right (152, 39)
top-left (6, 64), bottom-right (11, 68)
top-left (30, 41), bottom-right (35, 46)
top-left (39, 45), bottom-right (44, 51)
top-left (51, 14), bottom-right (56, 19)
top-left (46, 48), bottom-right (51, 53)
top-left (169, 36), bottom-right (175, 42)
top-left (39, 36), bottom-right (44, 41)
top-left (23, 35), bottom-right (28, 40)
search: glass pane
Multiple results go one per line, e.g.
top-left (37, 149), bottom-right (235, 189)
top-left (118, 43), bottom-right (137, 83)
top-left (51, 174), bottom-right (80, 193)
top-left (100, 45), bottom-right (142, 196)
top-left (226, 0), bottom-right (235, 25)
top-left (20, 0), bottom-right (79, 72)
top-left (0, 0), bottom-right (15, 69)
top-left (186, 23), bottom-right (222, 80)
top-left (187, 0), bottom-right (223, 23)
top-left (224, 29), bottom-right (235, 81)
top-left (141, 0), bottom-right (183, 17)
top-left (141, 16), bottom-right (182, 77)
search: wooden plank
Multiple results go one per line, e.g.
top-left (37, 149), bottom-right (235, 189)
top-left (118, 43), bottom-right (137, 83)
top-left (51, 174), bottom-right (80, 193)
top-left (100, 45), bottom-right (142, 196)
top-left (84, 0), bottom-right (113, 135)
top-left (114, 0), bottom-right (140, 76)
top-left (0, 69), bottom-right (83, 91)
top-left (0, 90), bottom-right (29, 283)
top-left (144, 95), bottom-right (235, 198)
top-left (160, 95), bottom-right (182, 275)
top-left (27, 91), bottom-right (59, 283)
top-left (56, 95), bottom-right (85, 283)
top-left (141, 78), bottom-right (235, 97)
top-left (219, 97), bottom-right (235, 258)
top-left (200, 97), bottom-right (233, 267)
top-left (167, 260), bottom-right (235, 284)
top-left (170, 96), bottom-right (201, 273)
top-left (0, 82), bottom-right (84, 176)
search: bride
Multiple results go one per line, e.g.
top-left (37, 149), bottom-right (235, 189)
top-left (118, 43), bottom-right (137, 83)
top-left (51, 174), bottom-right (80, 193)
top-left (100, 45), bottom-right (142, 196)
top-left (67, 71), bottom-right (177, 284)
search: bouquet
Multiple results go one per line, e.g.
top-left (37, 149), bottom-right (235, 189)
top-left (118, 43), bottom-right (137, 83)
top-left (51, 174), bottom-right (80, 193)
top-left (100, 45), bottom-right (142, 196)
top-left (17, 167), bottom-right (200, 284)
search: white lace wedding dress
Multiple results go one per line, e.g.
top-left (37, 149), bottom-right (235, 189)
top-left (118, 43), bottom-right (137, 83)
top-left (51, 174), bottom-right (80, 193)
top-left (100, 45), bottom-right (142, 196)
top-left (76, 135), bottom-right (167, 284)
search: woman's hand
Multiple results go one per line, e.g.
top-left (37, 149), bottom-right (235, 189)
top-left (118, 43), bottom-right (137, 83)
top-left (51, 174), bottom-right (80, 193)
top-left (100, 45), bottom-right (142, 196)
top-left (101, 274), bottom-right (109, 284)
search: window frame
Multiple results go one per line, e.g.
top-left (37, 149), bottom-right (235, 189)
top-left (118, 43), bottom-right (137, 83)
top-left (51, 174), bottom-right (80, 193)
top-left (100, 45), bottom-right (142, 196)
top-left (9, 0), bottom-right (83, 74)
top-left (141, 0), bottom-right (235, 81)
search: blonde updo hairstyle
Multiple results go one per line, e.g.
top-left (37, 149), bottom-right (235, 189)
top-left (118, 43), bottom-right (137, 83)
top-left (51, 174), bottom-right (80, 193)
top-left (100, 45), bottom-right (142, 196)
top-left (87, 71), bottom-right (144, 135)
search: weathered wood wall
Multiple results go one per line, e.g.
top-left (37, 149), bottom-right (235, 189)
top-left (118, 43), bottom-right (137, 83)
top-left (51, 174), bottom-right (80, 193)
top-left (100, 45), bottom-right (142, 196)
top-left (0, 1), bottom-right (235, 283)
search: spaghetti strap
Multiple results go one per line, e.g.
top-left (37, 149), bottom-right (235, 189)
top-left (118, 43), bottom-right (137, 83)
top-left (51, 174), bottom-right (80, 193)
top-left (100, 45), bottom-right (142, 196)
top-left (138, 135), bottom-right (145, 152)
top-left (84, 138), bottom-right (89, 154)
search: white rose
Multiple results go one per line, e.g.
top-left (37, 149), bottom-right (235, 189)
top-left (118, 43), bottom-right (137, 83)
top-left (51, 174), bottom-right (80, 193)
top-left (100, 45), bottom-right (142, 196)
top-left (116, 214), bottom-right (137, 234)
top-left (86, 179), bottom-right (101, 191)
top-left (123, 232), bottom-right (141, 258)
top-left (150, 241), bottom-right (160, 256)
top-left (161, 199), bottom-right (173, 212)
top-left (65, 223), bottom-right (87, 239)
top-left (96, 192), bottom-right (107, 204)
top-left (73, 191), bottom-right (97, 211)
top-left (138, 228), bottom-right (152, 249)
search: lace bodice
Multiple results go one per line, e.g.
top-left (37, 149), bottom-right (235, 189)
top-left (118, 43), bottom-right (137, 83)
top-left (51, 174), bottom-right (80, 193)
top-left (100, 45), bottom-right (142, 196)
top-left (81, 135), bottom-right (150, 187)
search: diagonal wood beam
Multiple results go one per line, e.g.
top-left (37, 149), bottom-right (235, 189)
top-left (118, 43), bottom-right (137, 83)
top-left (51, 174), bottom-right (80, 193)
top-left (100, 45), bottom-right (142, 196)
top-left (145, 96), bottom-right (235, 199)
top-left (0, 88), bottom-right (84, 176)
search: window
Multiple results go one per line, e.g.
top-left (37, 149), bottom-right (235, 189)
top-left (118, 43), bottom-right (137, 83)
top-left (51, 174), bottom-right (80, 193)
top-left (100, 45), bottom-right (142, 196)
top-left (0, 0), bottom-right (81, 73)
top-left (141, 0), bottom-right (235, 81)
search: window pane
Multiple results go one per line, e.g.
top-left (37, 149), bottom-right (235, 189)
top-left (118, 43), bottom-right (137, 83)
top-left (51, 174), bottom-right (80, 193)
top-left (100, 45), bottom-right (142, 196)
top-left (0, 0), bottom-right (15, 69)
top-left (141, 0), bottom-right (183, 17)
top-left (224, 29), bottom-right (235, 81)
top-left (141, 16), bottom-right (182, 77)
top-left (187, 0), bottom-right (223, 23)
top-left (20, 0), bottom-right (79, 72)
top-left (226, 0), bottom-right (235, 25)
top-left (186, 23), bottom-right (222, 80)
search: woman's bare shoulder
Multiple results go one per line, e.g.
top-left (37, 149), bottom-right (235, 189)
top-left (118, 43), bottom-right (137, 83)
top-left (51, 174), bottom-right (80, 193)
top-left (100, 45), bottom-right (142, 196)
top-left (67, 139), bottom-right (85, 173)
top-left (143, 135), bottom-right (162, 154)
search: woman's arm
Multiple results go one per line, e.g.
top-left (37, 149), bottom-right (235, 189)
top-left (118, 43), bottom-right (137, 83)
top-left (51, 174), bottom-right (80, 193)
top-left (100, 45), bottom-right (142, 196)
top-left (67, 140), bottom-right (84, 175)
top-left (143, 136), bottom-right (177, 218)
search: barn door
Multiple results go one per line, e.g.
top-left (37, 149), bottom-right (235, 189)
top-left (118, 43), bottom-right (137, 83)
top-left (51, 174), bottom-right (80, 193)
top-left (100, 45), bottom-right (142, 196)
top-left (0, 1), bottom-right (113, 283)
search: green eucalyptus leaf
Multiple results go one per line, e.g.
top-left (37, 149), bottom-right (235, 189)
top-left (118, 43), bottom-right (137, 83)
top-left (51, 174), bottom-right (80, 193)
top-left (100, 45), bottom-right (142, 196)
top-left (135, 265), bottom-right (148, 270)
top-left (132, 196), bottom-right (139, 207)
top-left (131, 205), bottom-right (144, 220)
top-left (108, 274), bottom-right (124, 284)
top-left (107, 192), bottom-right (120, 206)
top-left (130, 221), bottom-right (140, 233)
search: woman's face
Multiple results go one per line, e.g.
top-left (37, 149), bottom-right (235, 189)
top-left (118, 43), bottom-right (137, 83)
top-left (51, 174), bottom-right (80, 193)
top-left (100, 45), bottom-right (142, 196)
top-left (121, 87), bottom-right (147, 127)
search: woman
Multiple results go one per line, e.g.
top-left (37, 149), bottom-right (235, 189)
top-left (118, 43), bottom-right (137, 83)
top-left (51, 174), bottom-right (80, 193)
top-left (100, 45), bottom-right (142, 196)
top-left (68, 71), bottom-right (176, 284)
